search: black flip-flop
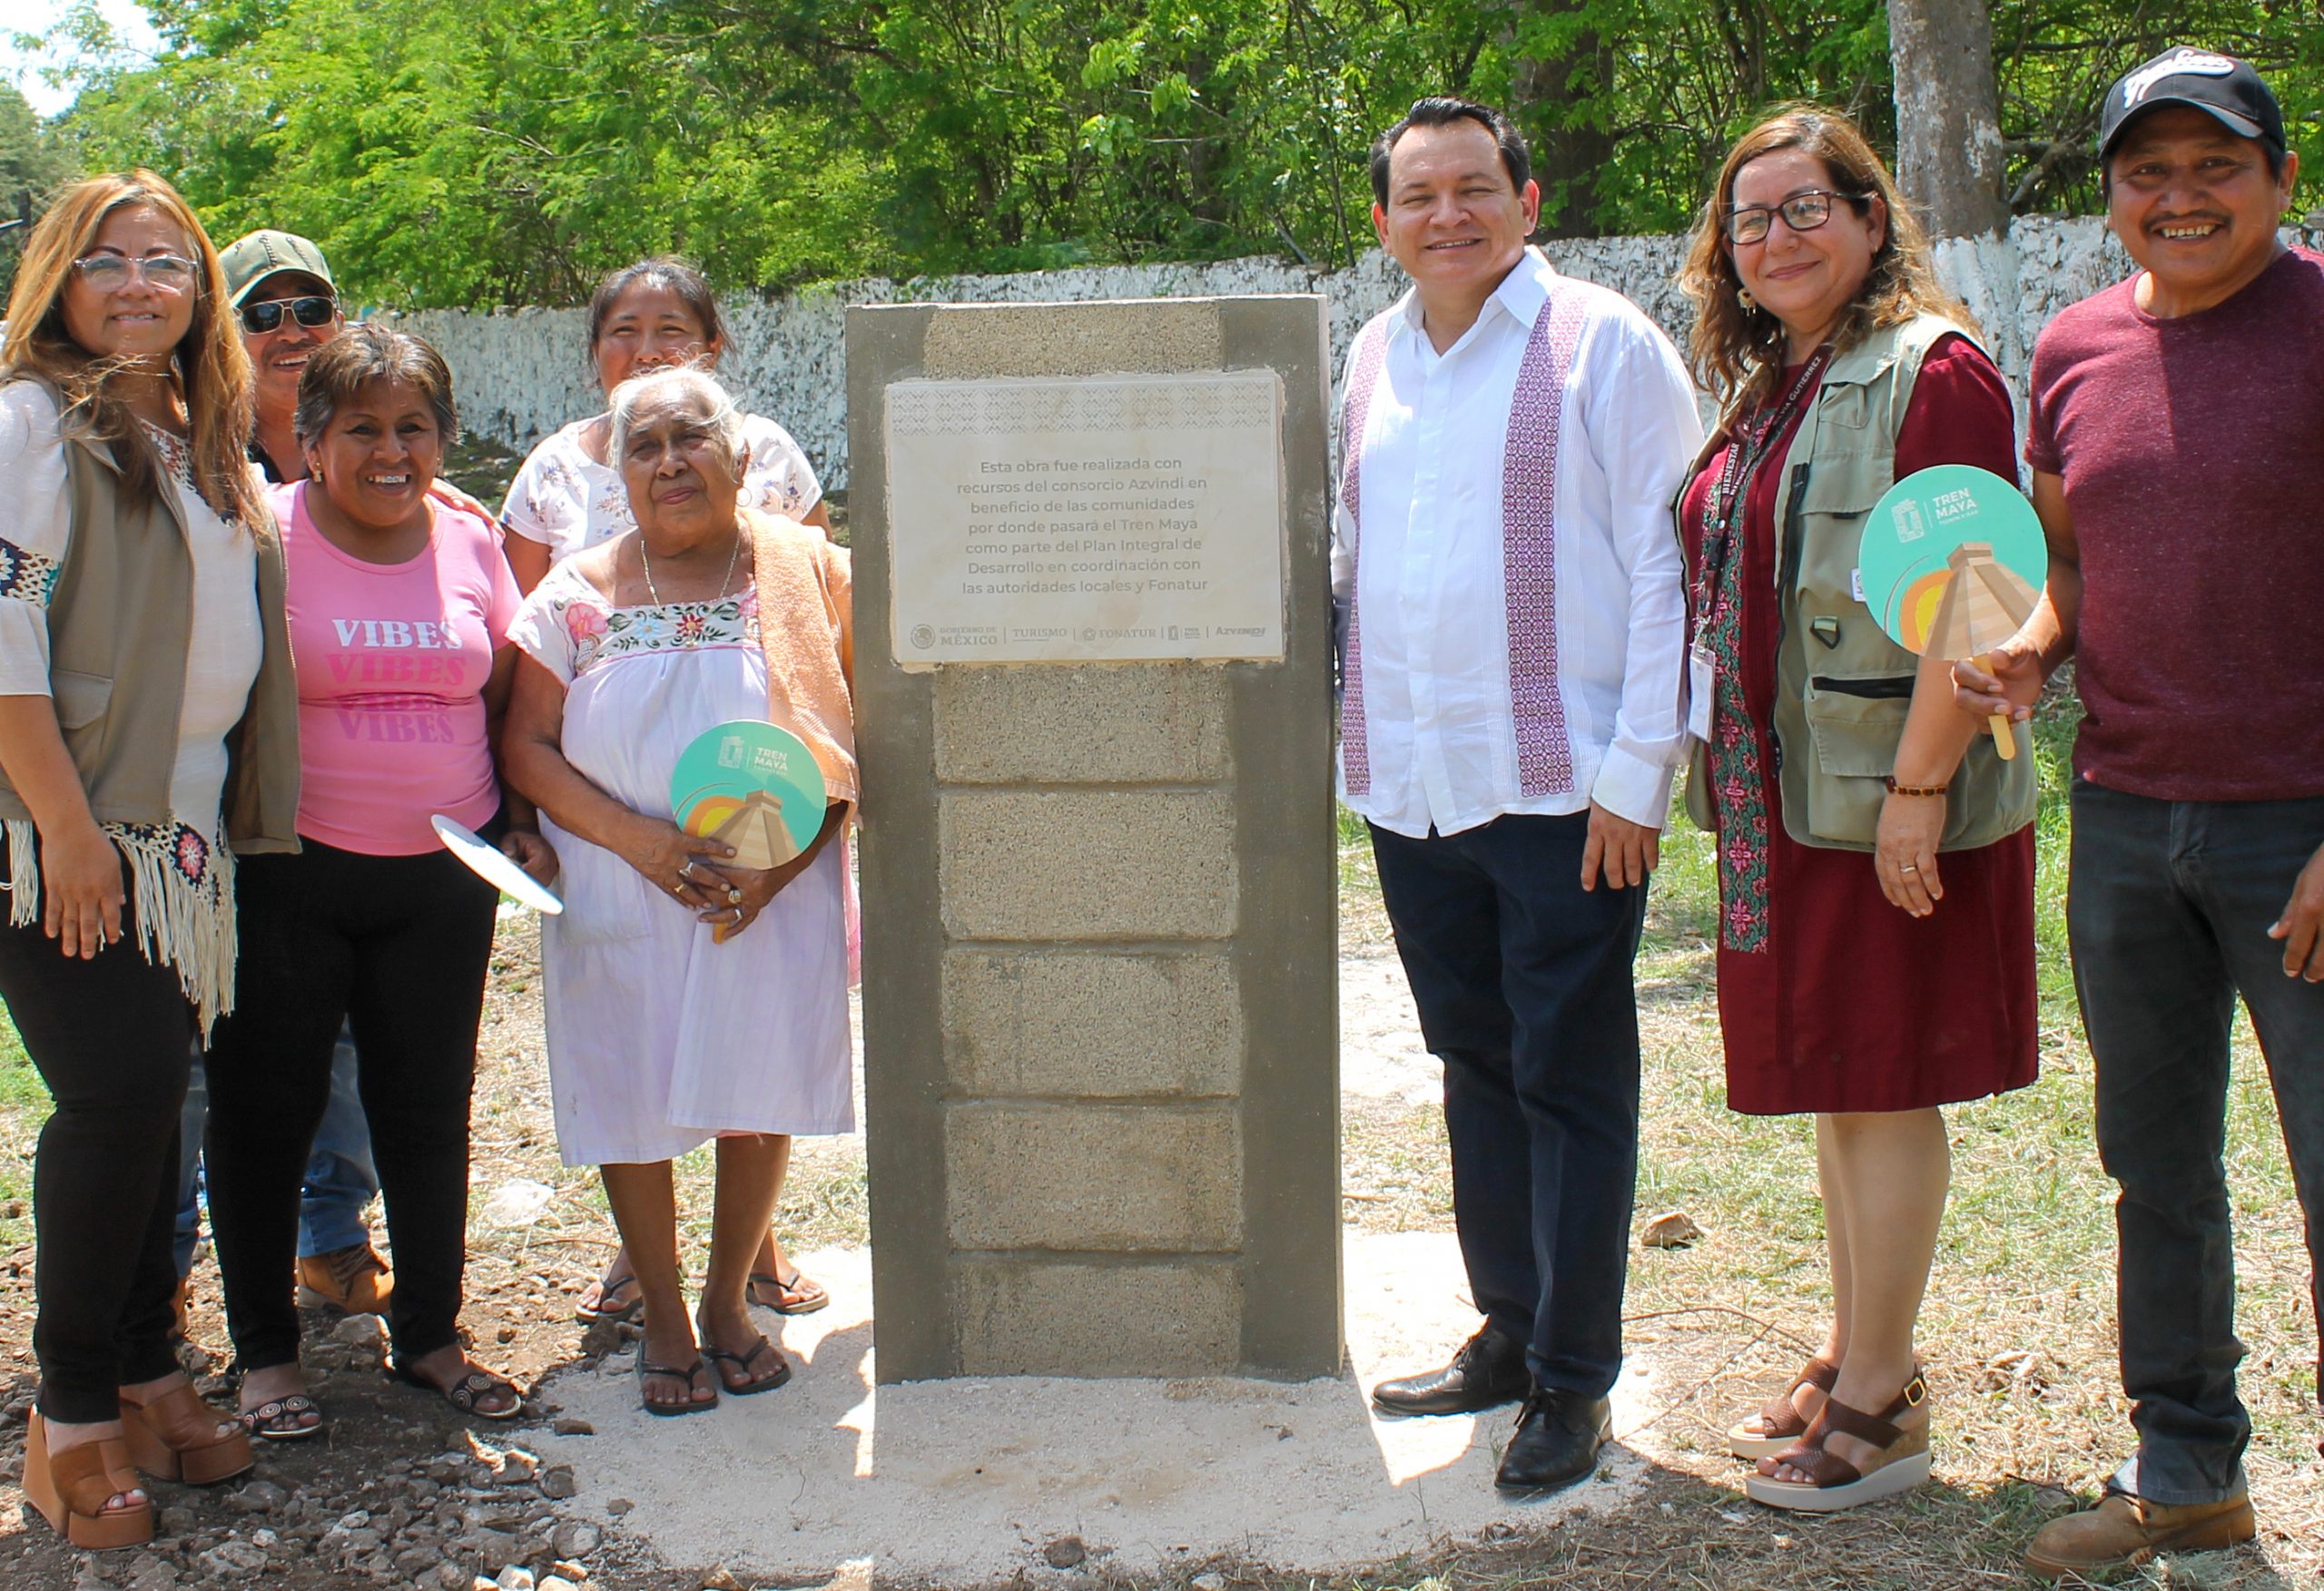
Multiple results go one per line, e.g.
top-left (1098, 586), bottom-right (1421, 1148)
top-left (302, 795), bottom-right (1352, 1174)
top-left (697, 1331), bottom-right (792, 1396)
top-left (575, 1272), bottom-right (645, 1325)
top-left (635, 1354), bottom-right (719, 1418)
top-left (386, 1360), bottom-right (526, 1421)
top-left (748, 1269), bottom-right (830, 1316)
top-left (238, 1394), bottom-right (326, 1442)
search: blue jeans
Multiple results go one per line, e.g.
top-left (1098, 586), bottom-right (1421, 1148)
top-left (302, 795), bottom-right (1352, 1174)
top-left (2069, 781), bottom-right (2324, 1506)
top-left (175, 1018), bottom-right (378, 1273)
top-left (1370, 813), bottom-right (1648, 1399)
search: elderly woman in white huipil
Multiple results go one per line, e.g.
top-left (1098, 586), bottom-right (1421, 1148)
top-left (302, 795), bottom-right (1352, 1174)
top-left (501, 366), bottom-right (853, 1418)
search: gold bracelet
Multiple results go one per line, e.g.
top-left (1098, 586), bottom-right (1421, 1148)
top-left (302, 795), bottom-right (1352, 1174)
top-left (1884, 775), bottom-right (1949, 798)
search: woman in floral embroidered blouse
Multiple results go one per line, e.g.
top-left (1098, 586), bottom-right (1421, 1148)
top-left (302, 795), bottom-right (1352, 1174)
top-left (502, 368), bottom-right (853, 1417)
top-left (499, 253), bottom-right (837, 1329)
top-left (0, 172), bottom-right (274, 1548)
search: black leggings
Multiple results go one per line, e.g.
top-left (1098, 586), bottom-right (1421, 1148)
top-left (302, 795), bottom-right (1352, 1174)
top-left (0, 867), bottom-right (196, 1423)
top-left (202, 835), bottom-right (497, 1371)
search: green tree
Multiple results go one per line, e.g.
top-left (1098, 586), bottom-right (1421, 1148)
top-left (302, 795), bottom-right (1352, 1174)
top-left (34, 0), bottom-right (2324, 305)
top-left (0, 82), bottom-right (77, 302)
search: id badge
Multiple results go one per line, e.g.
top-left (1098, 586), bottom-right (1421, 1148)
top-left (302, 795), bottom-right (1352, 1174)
top-left (1687, 644), bottom-right (1717, 741)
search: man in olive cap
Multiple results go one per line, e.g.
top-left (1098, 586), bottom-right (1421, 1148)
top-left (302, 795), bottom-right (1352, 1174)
top-left (220, 229), bottom-right (348, 481)
top-left (175, 231), bottom-right (393, 1359)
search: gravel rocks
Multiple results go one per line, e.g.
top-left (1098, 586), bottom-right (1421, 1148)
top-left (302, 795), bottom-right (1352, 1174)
top-left (197, 1538), bottom-right (267, 1576)
top-left (549, 1522), bottom-right (600, 1558)
top-left (330, 1315), bottom-right (389, 1350)
top-left (225, 1479), bottom-right (288, 1513)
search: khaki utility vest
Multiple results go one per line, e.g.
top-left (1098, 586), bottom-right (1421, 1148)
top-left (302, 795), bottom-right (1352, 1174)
top-left (1683, 314), bottom-right (2035, 851)
top-left (0, 378), bottom-right (300, 851)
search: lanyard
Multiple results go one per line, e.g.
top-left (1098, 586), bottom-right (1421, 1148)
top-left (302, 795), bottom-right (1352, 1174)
top-left (1691, 346), bottom-right (1832, 628)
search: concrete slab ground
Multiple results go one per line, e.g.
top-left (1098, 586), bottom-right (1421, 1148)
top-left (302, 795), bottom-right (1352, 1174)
top-left (534, 1229), bottom-right (1660, 1586)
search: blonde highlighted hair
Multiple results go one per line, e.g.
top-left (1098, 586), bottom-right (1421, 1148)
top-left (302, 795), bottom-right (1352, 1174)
top-left (1678, 105), bottom-right (1974, 410)
top-left (1, 171), bottom-right (261, 531)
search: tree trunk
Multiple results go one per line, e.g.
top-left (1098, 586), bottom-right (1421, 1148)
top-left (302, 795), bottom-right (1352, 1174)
top-left (1886, 0), bottom-right (2008, 237)
top-left (1503, 2), bottom-right (1617, 239)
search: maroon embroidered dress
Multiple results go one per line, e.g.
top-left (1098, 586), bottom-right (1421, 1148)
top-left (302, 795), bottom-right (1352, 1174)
top-left (1680, 336), bottom-right (2038, 1115)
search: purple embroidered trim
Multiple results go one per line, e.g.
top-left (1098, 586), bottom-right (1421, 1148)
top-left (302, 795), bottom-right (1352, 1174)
top-left (1336, 319), bottom-right (1389, 797)
top-left (1502, 292), bottom-right (1587, 798)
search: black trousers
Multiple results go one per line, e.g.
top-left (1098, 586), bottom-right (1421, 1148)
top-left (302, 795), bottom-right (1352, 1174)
top-left (2069, 781), bottom-right (2324, 1505)
top-left (203, 836), bottom-right (498, 1371)
top-left (0, 884), bottom-right (195, 1423)
top-left (1370, 813), bottom-right (1648, 1399)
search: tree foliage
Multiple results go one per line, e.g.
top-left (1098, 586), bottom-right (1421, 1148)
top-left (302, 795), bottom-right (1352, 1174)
top-left (0, 81), bottom-right (77, 301)
top-left (40, 0), bottom-right (2324, 307)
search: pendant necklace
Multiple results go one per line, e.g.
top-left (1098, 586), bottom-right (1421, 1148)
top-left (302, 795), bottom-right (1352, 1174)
top-left (639, 527), bottom-right (743, 607)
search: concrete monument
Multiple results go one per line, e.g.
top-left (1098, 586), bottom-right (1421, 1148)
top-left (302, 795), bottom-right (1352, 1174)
top-left (849, 297), bottom-right (1340, 1380)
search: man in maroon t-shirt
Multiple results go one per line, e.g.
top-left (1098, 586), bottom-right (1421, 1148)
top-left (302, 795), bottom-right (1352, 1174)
top-left (1957, 48), bottom-right (2324, 1577)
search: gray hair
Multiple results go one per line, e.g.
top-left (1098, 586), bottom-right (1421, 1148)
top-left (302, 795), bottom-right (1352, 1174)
top-left (605, 366), bottom-right (747, 478)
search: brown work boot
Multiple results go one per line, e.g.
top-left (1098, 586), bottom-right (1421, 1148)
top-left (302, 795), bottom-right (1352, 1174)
top-left (294, 1241), bottom-right (393, 1316)
top-left (2025, 1489), bottom-right (2255, 1577)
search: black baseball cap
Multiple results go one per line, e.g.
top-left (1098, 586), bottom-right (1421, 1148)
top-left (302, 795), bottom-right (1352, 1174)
top-left (2099, 47), bottom-right (2286, 162)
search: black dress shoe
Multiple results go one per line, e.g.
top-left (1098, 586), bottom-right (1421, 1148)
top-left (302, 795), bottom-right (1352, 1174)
top-left (1371, 1324), bottom-right (1531, 1416)
top-left (1494, 1389), bottom-right (1612, 1493)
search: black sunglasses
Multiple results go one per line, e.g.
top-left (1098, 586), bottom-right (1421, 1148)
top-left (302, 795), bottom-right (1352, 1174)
top-left (239, 294), bottom-right (338, 334)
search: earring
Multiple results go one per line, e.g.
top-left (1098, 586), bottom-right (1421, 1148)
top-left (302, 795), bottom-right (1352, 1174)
top-left (1737, 288), bottom-right (1758, 313)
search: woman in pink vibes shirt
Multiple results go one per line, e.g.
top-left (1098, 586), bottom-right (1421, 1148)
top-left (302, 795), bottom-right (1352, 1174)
top-left (202, 326), bottom-right (555, 1437)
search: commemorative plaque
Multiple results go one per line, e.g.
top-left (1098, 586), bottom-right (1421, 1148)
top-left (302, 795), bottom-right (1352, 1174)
top-left (884, 372), bottom-right (1284, 666)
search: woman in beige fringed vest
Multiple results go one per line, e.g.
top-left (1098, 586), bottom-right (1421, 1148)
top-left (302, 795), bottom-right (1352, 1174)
top-left (0, 171), bottom-right (298, 1549)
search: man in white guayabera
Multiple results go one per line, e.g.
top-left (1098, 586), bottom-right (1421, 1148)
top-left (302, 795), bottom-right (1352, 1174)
top-left (1342, 96), bottom-right (1701, 1493)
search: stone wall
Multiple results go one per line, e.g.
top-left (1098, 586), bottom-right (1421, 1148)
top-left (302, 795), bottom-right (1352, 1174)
top-left (386, 216), bottom-right (2144, 494)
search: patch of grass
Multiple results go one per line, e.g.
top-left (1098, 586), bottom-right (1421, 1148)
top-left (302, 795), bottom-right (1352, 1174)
top-left (1330, 713), bottom-right (2318, 1586)
top-left (0, 1021), bottom-right (37, 1252)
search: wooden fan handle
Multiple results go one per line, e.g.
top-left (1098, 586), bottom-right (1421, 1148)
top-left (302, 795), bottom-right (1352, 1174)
top-left (1974, 653), bottom-right (2015, 761)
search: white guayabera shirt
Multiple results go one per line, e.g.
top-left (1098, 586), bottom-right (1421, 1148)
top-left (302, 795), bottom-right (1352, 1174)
top-left (1332, 247), bottom-right (1702, 840)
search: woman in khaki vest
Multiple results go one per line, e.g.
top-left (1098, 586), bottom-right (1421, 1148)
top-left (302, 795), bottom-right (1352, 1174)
top-left (0, 172), bottom-right (299, 1547)
top-left (1674, 109), bottom-right (2040, 1511)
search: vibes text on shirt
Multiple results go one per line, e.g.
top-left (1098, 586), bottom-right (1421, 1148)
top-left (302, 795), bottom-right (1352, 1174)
top-left (320, 611), bottom-right (479, 741)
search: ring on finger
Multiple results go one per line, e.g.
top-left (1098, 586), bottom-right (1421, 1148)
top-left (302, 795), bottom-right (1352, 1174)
top-left (1900, 864), bottom-right (1919, 874)
top-left (725, 886), bottom-right (743, 905)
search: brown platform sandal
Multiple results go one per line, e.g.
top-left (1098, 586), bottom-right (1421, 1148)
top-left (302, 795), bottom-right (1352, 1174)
top-left (1728, 1355), bottom-right (1839, 1459)
top-left (119, 1380), bottom-right (256, 1485)
top-left (24, 1412), bottom-right (153, 1549)
top-left (1744, 1371), bottom-right (1931, 1512)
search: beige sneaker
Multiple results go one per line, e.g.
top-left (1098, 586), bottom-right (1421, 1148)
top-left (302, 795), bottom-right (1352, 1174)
top-left (294, 1241), bottom-right (393, 1316)
top-left (2026, 1490), bottom-right (2255, 1576)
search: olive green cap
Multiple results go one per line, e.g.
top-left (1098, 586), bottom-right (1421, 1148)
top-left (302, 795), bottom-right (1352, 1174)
top-left (220, 230), bottom-right (336, 307)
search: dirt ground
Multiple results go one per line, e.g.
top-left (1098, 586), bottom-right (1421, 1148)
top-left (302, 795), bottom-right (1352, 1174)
top-left (0, 870), bottom-right (2317, 1591)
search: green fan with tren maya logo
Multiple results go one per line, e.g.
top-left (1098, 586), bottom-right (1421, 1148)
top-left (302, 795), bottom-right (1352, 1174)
top-left (1857, 465), bottom-right (2048, 761)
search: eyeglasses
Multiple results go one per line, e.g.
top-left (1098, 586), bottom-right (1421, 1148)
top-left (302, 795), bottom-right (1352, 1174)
top-left (73, 254), bottom-right (199, 291)
top-left (239, 295), bottom-right (339, 334)
top-left (1722, 190), bottom-right (1862, 246)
